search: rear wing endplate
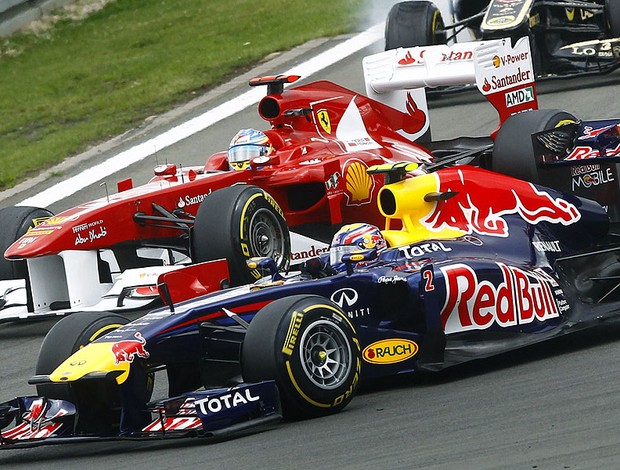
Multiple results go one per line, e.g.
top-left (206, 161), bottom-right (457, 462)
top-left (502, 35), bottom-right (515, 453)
top-left (362, 37), bottom-right (538, 141)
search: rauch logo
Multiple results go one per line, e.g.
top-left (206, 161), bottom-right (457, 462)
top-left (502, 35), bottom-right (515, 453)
top-left (362, 339), bottom-right (419, 364)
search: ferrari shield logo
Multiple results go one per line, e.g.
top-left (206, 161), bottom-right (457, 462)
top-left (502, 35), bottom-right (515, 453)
top-left (317, 109), bottom-right (331, 134)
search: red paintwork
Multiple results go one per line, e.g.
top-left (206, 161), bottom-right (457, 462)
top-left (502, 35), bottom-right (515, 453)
top-left (158, 260), bottom-right (230, 305)
top-left (5, 80), bottom-right (432, 259)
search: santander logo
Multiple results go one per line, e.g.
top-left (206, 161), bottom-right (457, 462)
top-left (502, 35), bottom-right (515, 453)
top-left (397, 49), bottom-right (473, 66)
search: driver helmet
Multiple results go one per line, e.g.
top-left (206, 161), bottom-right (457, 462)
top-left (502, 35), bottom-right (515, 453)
top-left (329, 223), bottom-right (387, 268)
top-left (227, 129), bottom-right (272, 170)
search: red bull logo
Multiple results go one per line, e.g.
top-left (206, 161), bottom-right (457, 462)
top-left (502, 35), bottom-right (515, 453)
top-left (421, 167), bottom-right (581, 237)
top-left (440, 262), bottom-right (564, 334)
top-left (111, 332), bottom-right (150, 365)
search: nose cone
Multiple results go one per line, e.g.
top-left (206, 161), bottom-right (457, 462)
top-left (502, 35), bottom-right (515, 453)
top-left (49, 342), bottom-right (132, 385)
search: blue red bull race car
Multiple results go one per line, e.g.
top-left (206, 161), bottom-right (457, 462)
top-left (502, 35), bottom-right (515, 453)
top-left (1, 99), bottom-right (620, 446)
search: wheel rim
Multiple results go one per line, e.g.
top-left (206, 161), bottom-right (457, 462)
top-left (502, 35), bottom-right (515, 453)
top-left (299, 320), bottom-right (352, 390)
top-left (248, 208), bottom-right (285, 265)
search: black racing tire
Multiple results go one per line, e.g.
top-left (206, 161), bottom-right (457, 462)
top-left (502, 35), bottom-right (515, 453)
top-left (492, 109), bottom-right (577, 184)
top-left (0, 206), bottom-right (53, 280)
top-left (191, 185), bottom-right (290, 286)
top-left (606, 0), bottom-right (620, 37)
top-left (385, 1), bottom-right (446, 50)
top-left (453, 0), bottom-right (489, 22)
top-left (241, 295), bottom-right (361, 420)
top-left (35, 311), bottom-right (129, 400)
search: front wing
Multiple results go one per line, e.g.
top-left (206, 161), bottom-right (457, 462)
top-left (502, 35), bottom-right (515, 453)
top-left (0, 381), bottom-right (280, 448)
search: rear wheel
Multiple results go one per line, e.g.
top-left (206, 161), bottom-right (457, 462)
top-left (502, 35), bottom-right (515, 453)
top-left (191, 185), bottom-right (290, 286)
top-left (492, 109), bottom-right (577, 184)
top-left (385, 1), bottom-right (446, 50)
top-left (242, 295), bottom-right (361, 419)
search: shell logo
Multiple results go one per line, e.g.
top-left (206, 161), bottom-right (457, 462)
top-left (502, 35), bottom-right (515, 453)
top-left (492, 55), bottom-right (501, 68)
top-left (362, 339), bottom-right (419, 364)
top-left (344, 160), bottom-right (374, 206)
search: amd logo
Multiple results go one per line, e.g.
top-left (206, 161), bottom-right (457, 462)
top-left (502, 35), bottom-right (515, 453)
top-left (505, 86), bottom-right (535, 107)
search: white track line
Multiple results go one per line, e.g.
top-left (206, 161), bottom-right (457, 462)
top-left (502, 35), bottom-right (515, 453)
top-left (19, 23), bottom-right (383, 208)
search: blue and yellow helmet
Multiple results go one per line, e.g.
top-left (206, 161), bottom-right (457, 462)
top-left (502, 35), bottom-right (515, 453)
top-left (227, 129), bottom-right (272, 170)
top-left (329, 223), bottom-right (386, 267)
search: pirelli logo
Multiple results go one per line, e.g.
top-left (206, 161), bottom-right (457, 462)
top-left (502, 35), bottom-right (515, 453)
top-left (282, 311), bottom-right (304, 355)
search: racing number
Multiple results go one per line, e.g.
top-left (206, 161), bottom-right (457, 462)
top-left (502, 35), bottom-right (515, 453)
top-left (423, 269), bottom-right (435, 292)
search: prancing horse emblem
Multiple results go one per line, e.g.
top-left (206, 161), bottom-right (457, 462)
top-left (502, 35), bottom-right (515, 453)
top-left (317, 109), bottom-right (331, 134)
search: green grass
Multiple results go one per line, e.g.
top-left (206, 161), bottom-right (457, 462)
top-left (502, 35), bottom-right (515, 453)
top-left (0, 0), bottom-right (367, 190)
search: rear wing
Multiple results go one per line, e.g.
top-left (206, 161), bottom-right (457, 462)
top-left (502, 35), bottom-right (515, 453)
top-left (362, 37), bottom-right (538, 141)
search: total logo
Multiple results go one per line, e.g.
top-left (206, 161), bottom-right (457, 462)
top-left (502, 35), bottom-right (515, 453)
top-left (505, 86), bottom-right (535, 107)
top-left (399, 241), bottom-right (452, 259)
top-left (195, 389), bottom-right (260, 416)
top-left (362, 339), bottom-right (418, 364)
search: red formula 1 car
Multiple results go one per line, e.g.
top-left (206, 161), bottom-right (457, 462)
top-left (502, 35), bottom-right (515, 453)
top-left (0, 37), bottom-right (539, 322)
top-left (385, 0), bottom-right (620, 78)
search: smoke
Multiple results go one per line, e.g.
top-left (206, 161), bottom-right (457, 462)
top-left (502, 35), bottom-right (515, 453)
top-left (358, 0), bottom-right (453, 31)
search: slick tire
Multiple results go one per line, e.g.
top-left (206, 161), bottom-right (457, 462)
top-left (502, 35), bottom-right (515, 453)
top-left (385, 1), bottom-right (446, 50)
top-left (191, 185), bottom-right (290, 286)
top-left (492, 109), bottom-right (577, 184)
top-left (606, 0), bottom-right (620, 37)
top-left (241, 295), bottom-right (361, 420)
top-left (35, 311), bottom-right (130, 401)
top-left (0, 206), bottom-right (53, 280)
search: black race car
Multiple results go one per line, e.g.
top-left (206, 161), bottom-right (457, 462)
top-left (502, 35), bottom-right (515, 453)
top-left (385, 0), bottom-right (620, 77)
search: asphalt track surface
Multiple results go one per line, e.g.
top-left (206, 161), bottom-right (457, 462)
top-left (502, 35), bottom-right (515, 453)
top-left (1, 33), bottom-right (620, 469)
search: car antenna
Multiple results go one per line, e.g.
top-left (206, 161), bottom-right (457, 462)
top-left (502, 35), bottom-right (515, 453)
top-left (158, 282), bottom-right (175, 313)
top-left (100, 181), bottom-right (109, 203)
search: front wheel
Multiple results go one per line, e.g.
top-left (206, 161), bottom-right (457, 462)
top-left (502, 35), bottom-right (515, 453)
top-left (385, 1), bottom-right (446, 50)
top-left (35, 312), bottom-right (137, 433)
top-left (35, 311), bottom-right (130, 399)
top-left (191, 185), bottom-right (290, 286)
top-left (241, 295), bottom-right (361, 420)
top-left (606, 0), bottom-right (620, 37)
top-left (0, 206), bottom-right (53, 280)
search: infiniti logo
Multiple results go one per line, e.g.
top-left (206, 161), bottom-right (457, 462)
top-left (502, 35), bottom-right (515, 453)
top-left (330, 288), bottom-right (358, 308)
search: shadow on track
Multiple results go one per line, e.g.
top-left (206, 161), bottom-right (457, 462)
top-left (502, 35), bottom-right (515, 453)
top-left (360, 319), bottom-right (620, 393)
